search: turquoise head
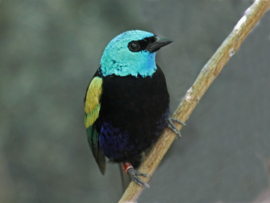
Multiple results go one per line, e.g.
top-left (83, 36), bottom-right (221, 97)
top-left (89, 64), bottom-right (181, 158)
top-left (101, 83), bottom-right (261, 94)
top-left (100, 30), bottom-right (172, 78)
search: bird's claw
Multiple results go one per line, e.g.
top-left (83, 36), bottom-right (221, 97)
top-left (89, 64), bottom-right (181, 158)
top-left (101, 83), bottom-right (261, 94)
top-left (170, 118), bottom-right (186, 126)
top-left (167, 118), bottom-right (186, 139)
top-left (127, 168), bottom-right (150, 188)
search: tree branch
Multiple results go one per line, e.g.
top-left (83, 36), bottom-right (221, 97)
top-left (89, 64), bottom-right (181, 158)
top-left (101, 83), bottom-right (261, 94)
top-left (119, 0), bottom-right (270, 202)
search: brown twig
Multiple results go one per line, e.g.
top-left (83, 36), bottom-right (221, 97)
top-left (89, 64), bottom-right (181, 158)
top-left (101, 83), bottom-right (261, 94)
top-left (119, 0), bottom-right (270, 202)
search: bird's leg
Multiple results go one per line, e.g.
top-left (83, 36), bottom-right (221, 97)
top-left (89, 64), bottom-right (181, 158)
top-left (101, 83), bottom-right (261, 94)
top-left (123, 162), bottom-right (149, 188)
top-left (167, 118), bottom-right (186, 139)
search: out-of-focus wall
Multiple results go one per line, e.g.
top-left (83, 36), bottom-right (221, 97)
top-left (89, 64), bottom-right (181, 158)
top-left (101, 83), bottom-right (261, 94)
top-left (1, 1), bottom-right (270, 202)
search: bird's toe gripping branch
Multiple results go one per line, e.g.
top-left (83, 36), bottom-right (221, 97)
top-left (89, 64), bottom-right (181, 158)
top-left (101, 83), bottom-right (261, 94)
top-left (123, 162), bottom-right (149, 188)
top-left (167, 118), bottom-right (186, 139)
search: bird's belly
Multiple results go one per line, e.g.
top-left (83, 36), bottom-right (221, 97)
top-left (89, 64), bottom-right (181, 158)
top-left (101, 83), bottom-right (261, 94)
top-left (98, 107), bottom-right (169, 162)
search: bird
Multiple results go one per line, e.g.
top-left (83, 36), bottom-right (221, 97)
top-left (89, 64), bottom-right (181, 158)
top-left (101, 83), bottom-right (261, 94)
top-left (84, 30), bottom-right (184, 188)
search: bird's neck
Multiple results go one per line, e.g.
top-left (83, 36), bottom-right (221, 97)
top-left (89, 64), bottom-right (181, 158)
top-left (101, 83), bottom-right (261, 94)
top-left (100, 53), bottom-right (157, 78)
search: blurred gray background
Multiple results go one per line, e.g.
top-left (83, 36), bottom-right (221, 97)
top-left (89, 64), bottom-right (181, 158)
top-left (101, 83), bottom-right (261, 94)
top-left (1, 0), bottom-right (270, 202)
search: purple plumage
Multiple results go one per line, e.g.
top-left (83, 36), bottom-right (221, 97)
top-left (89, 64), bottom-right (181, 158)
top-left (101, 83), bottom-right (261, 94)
top-left (99, 107), bottom-right (169, 163)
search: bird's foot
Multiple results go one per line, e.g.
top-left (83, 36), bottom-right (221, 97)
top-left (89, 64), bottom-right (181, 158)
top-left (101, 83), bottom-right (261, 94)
top-left (123, 162), bottom-right (149, 188)
top-left (167, 118), bottom-right (186, 139)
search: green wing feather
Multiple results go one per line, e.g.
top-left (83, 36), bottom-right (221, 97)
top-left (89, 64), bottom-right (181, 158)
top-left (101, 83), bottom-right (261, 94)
top-left (84, 76), bottom-right (106, 174)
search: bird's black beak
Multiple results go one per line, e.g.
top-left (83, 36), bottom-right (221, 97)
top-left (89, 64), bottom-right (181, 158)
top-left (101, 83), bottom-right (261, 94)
top-left (147, 36), bottom-right (173, 53)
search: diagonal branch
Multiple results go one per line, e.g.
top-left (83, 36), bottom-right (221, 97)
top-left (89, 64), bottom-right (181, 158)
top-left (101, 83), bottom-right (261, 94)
top-left (119, 0), bottom-right (270, 202)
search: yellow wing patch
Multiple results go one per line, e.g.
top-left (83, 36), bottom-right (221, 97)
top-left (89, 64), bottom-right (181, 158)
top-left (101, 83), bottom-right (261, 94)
top-left (84, 77), bottom-right (102, 128)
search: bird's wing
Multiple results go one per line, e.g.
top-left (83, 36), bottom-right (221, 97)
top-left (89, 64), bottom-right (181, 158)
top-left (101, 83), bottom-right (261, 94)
top-left (84, 76), bottom-right (106, 174)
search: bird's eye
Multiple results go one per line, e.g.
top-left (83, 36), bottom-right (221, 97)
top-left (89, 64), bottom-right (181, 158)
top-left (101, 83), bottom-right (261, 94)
top-left (128, 41), bottom-right (141, 52)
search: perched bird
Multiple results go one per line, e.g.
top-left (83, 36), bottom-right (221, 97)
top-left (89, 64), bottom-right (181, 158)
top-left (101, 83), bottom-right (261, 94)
top-left (84, 30), bottom-right (184, 187)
